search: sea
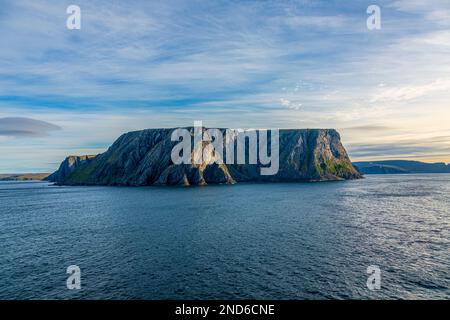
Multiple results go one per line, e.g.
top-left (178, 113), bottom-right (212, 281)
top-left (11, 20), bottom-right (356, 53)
top-left (0, 174), bottom-right (448, 299)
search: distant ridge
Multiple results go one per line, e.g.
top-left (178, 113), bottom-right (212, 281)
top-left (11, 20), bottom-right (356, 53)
top-left (353, 160), bottom-right (450, 174)
top-left (0, 173), bottom-right (49, 181)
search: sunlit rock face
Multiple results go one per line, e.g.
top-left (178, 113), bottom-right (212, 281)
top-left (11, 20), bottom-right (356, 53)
top-left (47, 128), bottom-right (362, 186)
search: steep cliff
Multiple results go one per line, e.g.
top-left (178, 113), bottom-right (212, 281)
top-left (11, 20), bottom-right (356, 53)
top-left (46, 155), bottom-right (96, 183)
top-left (47, 128), bottom-right (361, 186)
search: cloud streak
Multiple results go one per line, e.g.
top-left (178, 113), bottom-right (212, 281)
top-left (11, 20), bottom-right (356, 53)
top-left (0, 117), bottom-right (61, 137)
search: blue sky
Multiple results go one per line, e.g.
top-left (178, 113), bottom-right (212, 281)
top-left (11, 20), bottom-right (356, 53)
top-left (0, 0), bottom-right (449, 172)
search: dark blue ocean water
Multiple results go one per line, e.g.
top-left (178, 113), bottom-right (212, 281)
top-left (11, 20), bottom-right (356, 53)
top-left (0, 175), bottom-right (449, 299)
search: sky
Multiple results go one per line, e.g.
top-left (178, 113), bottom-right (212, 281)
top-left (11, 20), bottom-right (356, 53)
top-left (0, 0), bottom-right (449, 173)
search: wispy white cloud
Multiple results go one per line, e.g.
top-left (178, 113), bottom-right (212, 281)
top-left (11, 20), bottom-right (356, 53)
top-left (279, 98), bottom-right (302, 110)
top-left (390, 0), bottom-right (450, 25)
top-left (370, 79), bottom-right (450, 103)
top-left (283, 15), bottom-right (351, 29)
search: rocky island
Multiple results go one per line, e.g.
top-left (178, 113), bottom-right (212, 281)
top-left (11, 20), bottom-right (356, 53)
top-left (47, 128), bottom-right (361, 186)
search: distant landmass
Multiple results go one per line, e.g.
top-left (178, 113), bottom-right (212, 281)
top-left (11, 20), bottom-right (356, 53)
top-left (47, 128), bottom-right (362, 186)
top-left (0, 173), bottom-right (49, 181)
top-left (353, 160), bottom-right (450, 174)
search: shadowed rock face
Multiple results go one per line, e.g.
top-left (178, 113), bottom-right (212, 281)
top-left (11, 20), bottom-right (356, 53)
top-left (46, 155), bottom-right (96, 183)
top-left (47, 128), bottom-right (362, 186)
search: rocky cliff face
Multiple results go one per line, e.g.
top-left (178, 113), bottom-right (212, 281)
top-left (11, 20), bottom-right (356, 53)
top-left (47, 128), bottom-right (361, 186)
top-left (46, 155), bottom-right (96, 183)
